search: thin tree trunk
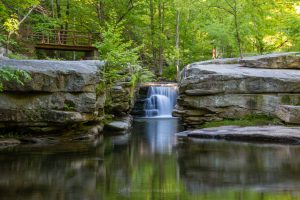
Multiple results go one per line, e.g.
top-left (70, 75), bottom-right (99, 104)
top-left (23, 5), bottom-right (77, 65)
top-left (50, 0), bottom-right (54, 17)
top-left (96, 0), bottom-right (105, 24)
top-left (158, 0), bottom-right (164, 76)
top-left (175, 10), bottom-right (180, 81)
top-left (64, 0), bottom-right (70, 44)
top-left (56, 0), bottom-right (61, 19)
top-left (150, 0), bottom-right (157, 74)
top-left (233, 0), bottom-right (243, 58)
top-left (234, 15), bottom-right (242, 58)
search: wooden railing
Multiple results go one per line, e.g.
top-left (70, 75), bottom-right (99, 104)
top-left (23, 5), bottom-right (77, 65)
top-left (31, 29), bottom-right (95, 47)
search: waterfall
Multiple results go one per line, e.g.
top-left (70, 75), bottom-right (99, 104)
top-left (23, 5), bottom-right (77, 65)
top-left (144, 85), bottom-right (178, 118)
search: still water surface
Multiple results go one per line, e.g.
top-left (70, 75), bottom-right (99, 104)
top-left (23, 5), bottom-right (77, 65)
top-left (1, 118), bottom-right (300, 199)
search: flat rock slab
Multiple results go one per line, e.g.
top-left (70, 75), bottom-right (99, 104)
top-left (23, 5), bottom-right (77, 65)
top-left (0, 60), bottom-right (104, 92)
top-left (177, 126), bottom-right (300, 144)
top-left (240, 52), bottom-right (300, 69)
top-left (181, 63), bottom-right (300, 95)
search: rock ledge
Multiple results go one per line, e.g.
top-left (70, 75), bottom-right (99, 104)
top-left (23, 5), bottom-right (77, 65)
top-left (177, 126), bottom-right (300, 144)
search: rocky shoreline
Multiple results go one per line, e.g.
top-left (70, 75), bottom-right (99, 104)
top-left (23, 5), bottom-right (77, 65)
top-left (0, 59), bottom-right (137, 147)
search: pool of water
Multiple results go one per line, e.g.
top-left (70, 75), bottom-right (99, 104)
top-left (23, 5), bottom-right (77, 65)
top-left (1, 118), bottom-right (300, 199)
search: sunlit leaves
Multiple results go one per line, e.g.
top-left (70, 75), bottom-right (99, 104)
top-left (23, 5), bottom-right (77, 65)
top-left (3, 14), bottom-right (19, 34)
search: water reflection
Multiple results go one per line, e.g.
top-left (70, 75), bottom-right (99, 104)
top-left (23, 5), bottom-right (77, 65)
top-left (1, 119), bottom-right (300, 199)
top-left (135, 118), bottom-right (180, 154)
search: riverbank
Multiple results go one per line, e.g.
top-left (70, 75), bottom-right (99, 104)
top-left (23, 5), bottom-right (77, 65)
top-left (0, 59), bottom-right (139, 147)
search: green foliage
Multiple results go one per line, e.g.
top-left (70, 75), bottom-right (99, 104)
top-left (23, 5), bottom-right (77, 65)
top-left (94, 16), bottom-right (141, 86)
top-left (7, 53), bottom-right (28, 60)
top-left (0, 67), bottom-right (32, 91)
top-left (94, 14), bottom-right (154, 98)
top-left (3, 14), bottom-right (19, 34)
top-left (162, 66), bottom-right (177, 81)
top-left (1, 0), bottom-right (300, 76)
top-left (63, 101), bottom-right (76, 111)
top-left (201, 114), bottom-right (282, 128)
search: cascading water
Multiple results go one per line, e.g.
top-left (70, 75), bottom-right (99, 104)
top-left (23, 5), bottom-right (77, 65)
top-left (144, 85), bottom-right (178, 118)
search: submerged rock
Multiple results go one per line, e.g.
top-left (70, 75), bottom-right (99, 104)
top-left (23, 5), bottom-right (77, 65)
top-left (177, 126), bottom-right (300, 144)
top-left (0, 138), bottom-right (21, 147)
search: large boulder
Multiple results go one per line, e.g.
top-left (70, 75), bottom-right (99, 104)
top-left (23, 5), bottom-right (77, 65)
top-left (176, 53), bottom-right (300, 128)
top-left (0, 60), bottom-right (103, 92)
top-left (0, 60), bottom-right (105, 131)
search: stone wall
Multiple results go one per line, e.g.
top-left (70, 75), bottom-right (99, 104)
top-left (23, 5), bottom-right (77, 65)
top-left (174, 52), bottom-right (300, 128)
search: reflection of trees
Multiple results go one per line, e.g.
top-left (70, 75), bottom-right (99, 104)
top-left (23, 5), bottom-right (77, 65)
top-left (2, 127), bottom-right (300, 199)
top-left (0, 142), bottom-right (105, 200)
top-left (177, 141), bottom-right (300, 199)
top-left (97, 135), bottom-right (190, 199)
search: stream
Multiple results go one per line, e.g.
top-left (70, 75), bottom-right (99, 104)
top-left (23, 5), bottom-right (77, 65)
top-left (1, 118), bottom-right (300, 199)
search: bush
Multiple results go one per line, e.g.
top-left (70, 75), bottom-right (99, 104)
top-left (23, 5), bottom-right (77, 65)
top-left (0, 67), bottom-right (32, 91)
top-left (162, 66), bottom-right (177, 82)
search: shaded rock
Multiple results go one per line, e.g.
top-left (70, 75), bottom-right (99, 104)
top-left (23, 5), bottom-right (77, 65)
top-left (240, 52), bottom-right (300, 69)
top-left (0, 138), bottom-right (21, 147)
top-left (276, 105), bottom-right (300, 124)
top-left (19, 137), bottom-right (58, 144)
top-left (177, 126), bottom-right (300, 144)
top-left (72, 124), bottom-right (104, 141)
top-left (105, 116), bottom-right (133, 132)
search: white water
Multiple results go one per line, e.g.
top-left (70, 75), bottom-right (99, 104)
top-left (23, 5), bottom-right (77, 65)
top-left (144, 86), bottom-right (178, 118)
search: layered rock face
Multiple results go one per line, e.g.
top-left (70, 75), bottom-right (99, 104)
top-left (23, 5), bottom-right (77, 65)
top-left (0, 60), bottom-right (105, 131)
top-left (174, 52), bottom-right (300, 128)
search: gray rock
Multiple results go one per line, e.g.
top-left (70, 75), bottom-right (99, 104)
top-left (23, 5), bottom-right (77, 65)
top-left (0, 60), bottom-right (104, 92)
top-left (276, 105), bottom-right (300, 124)
top-left (177, 126), bottom-right (300, 144)
top-left (177, 53), bottom-right (300, 127)
top-left (105, 116), bottom-right (133, 131)
top-left (0, 55), bottom-right (9, 60)
top-left (0, 47), bottom-right (11, 57)
top-left (240, 52), bottom-right (300, 69)
top-left (0, 60), bottom-right (106, 132)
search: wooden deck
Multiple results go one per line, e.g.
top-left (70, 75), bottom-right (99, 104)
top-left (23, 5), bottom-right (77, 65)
top-left (32, 30), bottom-right (97, 52)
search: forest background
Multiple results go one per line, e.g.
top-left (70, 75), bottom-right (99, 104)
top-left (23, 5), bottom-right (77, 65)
top-left (0, 0), bottom-right (299, 80)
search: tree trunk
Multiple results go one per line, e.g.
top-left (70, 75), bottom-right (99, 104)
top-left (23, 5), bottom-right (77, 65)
top-left (158, 0), bottom-right (164, 76)
top-left (64, 0), bottom-right (70, 44)
top-left (56, 0), bottom-right (61, 19)
top-left (233, 0), bottom-right (243, 58)
top-left (175, 10), bottom-right (180, 81)
top-left (96, 0), bottom-right (105, 25)
top-left (150, 0), bottom-right (157, 74)
top-left (50, 0), bottom-right (54, 17)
